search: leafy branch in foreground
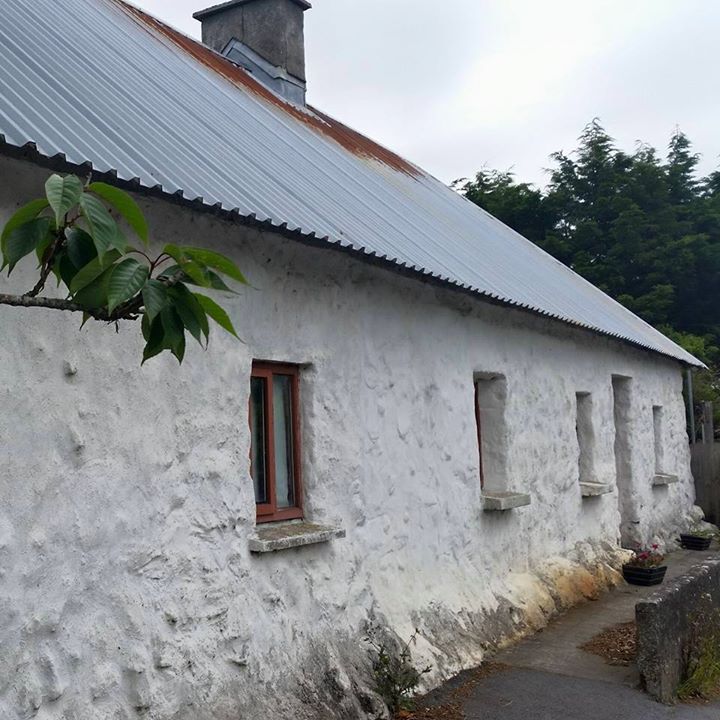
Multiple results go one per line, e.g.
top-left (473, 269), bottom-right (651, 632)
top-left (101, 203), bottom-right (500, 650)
top-left (0, 173), bottom-right (246, 363)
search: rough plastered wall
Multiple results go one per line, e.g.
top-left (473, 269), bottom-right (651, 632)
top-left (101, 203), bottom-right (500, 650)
top-left (0, 155), bottom-right (700, 719)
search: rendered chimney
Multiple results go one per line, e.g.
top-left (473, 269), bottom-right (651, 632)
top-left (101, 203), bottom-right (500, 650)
top-left (193, 0), bottom-right (311, 105)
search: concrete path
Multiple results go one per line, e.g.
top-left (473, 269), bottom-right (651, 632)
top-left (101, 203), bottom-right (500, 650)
top-left (422, 549), bottom-right (720, 719)
top-left (462, 667), bottom-right (720, 719)
top-left (497, 548), bottom-right (714, 687)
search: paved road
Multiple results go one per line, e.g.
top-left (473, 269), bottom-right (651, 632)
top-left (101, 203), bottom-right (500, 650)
top-left (498, 548), bottom-right (718, 687)
top-left (463, 667), bottom-right (720, 720)
top-left (423, 548), bottom-right (720, 719)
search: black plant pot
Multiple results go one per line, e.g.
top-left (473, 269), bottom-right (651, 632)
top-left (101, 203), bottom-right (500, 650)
top-left (622, 564), bottom-right (668, 586)
top-left (679, 534), bottom-right (712, 551)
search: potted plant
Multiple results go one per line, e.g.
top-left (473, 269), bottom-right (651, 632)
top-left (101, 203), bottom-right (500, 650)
top-left (679, 529), bottom-right (715, 551)
top-left (622, 545), bottom-right (667, 586)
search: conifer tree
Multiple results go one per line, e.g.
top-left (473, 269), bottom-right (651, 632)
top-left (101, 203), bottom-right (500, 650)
top-left (456, 121), bottom-right (720, 419)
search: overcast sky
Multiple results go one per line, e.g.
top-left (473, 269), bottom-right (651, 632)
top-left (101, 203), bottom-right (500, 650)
top-left (135, 0), bottom-right (719, 187)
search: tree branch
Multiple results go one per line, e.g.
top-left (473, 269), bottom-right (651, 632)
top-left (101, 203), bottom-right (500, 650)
top-left (0, 268), bottom-right (188, 326)
top-left (27, 229), bottom-right (65, 298)
top-left (0, 293), bottom-right (132, 322)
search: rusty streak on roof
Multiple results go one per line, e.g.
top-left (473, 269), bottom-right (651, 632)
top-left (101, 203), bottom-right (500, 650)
top-left (117, 0), bottom-right (420, 177)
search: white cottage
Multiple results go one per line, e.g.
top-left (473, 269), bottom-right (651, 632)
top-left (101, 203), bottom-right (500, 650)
top-left (0, 1), bottom-right (704, 718)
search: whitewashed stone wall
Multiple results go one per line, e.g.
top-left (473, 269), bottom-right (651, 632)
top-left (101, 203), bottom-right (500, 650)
top-left (0, 156), bottom-right (699, 719)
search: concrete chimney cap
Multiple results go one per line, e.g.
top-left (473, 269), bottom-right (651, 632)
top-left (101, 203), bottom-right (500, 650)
top-left (194, 0), bottom-right (312, 21)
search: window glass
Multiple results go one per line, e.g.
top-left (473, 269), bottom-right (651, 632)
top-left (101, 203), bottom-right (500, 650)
top-left (250, 376), bottom-right (268, 504)
top-left (250, 362), bottom-right (302, 522)
top-left (273, 374), bottom-right (295, 508)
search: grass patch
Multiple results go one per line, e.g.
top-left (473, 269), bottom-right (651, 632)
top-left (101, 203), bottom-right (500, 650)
top-left (677, 631), bottom-right (720, 702)
top-left (365, 626), bottom-right (432, 716)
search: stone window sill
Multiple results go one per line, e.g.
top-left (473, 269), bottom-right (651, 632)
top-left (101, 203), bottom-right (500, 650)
top-left (248, 520), bottom-right (345, 554)
top-left (653, 473), bottom-right (679, 487)
top-left (580, 481), bottom-right (614, 497)
top-left (482, 491), bottom-right (531, 511)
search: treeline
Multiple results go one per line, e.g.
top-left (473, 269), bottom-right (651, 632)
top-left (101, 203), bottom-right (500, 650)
top-left (455, 120), bottom-right (720, 372)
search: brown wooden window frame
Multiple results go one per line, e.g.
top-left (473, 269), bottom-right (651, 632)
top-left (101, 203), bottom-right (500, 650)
top-left (249, 361), bottom-right (304, 524)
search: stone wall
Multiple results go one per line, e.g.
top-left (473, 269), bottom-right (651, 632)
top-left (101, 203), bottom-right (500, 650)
top-left (0, 155), bottom-right (700, 719)
top-left (637, 559), bottom-right (720, 703)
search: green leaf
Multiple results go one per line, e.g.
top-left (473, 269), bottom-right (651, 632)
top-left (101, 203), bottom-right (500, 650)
top-left (142, 308), bottom-right (186, 365)
top-left (194, 293), bottom-right (239, 339)
top-left (173, 331), bottom-right (186, 364)
top-left (142, 279), bottom-right (169, 322)
top-left (142, 316), bottom-right (165, 364)
top-left (158, 264), bottom-right (223, 290)
top-left (175, 301), bottom-right (203, 346)
top-left (99, 247), bottom-right (122, 269)
top-left (88, 182), bottom-right (149, 245)
top-left (157, 263), bottom-right (233, 292)
top-left (65, 228), bottom-right (98, 270)
top-left (58, 253), bottom-right (78, 289)
top-left (181, 260), bottom-right (213, 287)
top-left (1, 199), bottom-right (49, 245)
top-left (110, 227), bottom-right (129, 254)
top-left (73, 266), bottom-right (114, 309)
top-left (180, 284), bottom-right (210, 341)
top-left (141, 313), bottom-right (151, 341)
top-left (35, 232), bottom-right (54, 267)
top-left (161, 308), bottom-right (186, 363)
top-left (107, 258), bottom-right (150, 314)
top-left (52, 229), bottom-right (97, 290)
top-left (169, 284), bottom-right (209, 346)
top-left (2, 217), bottom-right (52, 273)
top-left (70, 250), bottom-right (122, 295)
top-left (162, 244), bottom-right (186, 264)
top-left (51, 256), bottom-right (63, 285)
top-left (206, 270), bottom-right (238, 293)
top-left (162, 244), bottom-right (212, 287)
top-left (157, 264), bottom-right (184, 282)
top-left (45, 174), bottom-right (83, 227)
top-left (182, 247), bottom-right (248, 284)
top-left (79, 194), bottom-right (121, 257)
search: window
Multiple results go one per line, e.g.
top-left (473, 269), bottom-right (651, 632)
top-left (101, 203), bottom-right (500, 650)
top-left (653, 405), bottom-right (664, 473)
top-left (473, 374), bottom-right (508, 491)
top-left (249, 362), bottom-right (303, 523)
top-left (575, 392), bottom-right (595, 484)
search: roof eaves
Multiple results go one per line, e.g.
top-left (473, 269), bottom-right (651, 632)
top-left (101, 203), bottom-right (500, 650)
top-left (0, 139), bottom-right (705, 370)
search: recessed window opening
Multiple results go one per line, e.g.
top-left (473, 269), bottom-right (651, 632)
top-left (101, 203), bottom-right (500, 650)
top-left (575, 392), bottom-right (595, 484)
top-left (250, 362), bottom-right (303, 524)
top-left (474, 373), bottom-right (508, 491)
top-left (612, 375), bottom-right (637, 547)
top-left (653, 405), bottom-right (665, 473)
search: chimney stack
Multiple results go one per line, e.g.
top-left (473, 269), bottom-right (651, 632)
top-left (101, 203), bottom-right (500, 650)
top-left (193, 0), bottom-right (311, 105)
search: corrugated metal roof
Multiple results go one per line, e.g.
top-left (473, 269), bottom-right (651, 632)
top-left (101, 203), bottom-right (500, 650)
top-left (0, 0), bottom-right (702, 366)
